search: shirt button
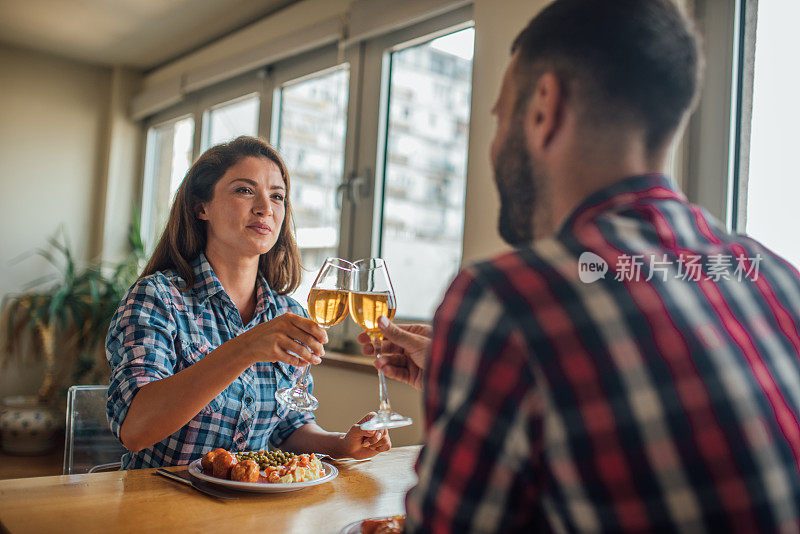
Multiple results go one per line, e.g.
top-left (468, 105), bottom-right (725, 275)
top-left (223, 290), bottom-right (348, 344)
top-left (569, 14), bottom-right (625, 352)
top-left (237, 436), bottom-right (245, 444)
top-left (244, 396), bottom-right (253, 404)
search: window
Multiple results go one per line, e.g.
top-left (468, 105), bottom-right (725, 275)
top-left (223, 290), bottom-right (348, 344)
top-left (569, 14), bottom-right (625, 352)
top-left (744, 1), bottom-right (800, 269)
top-left (202, 94), bottom-right (259, 151)
top-left (379, 27), bottom-right (474, 319)
top-left (273, 67), bottom-right (350, 304)
top-left (141, 116), bottom-right (194, 252)
top-left (138, 6), bottom-right (474, 332)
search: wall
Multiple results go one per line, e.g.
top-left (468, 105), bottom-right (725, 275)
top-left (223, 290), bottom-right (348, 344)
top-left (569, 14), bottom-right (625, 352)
top-left (142, 0), bottom-right (351, 91)
top-left (97, 67), bottom-right (144, 265)
top-left (685, 0), bottom-right (738, 225)
top-left (460, 0), bottom-right (550, 265)
top-left (313, 363), bottom-right (424, 446)
top-left (0, 43), bottom-right (112, 398)
top-left (461, 0), bottom-right (695, 266)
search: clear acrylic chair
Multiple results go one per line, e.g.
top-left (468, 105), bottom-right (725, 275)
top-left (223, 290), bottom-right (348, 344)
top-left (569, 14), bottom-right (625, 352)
top-left (63, 385), bottom-right (126, 474)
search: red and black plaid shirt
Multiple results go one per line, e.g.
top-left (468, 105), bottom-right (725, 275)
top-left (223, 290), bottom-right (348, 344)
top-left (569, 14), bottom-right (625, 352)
top-left (406, 174), bottom-right (800, 533)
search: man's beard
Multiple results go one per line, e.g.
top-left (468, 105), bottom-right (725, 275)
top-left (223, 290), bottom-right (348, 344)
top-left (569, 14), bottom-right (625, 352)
top-left (492, 118), bottom-right (541, 246)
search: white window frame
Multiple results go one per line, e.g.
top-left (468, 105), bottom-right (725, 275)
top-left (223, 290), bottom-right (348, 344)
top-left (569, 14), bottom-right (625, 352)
top-left (683, 0), bottom-right (748, 230)
top-left (267, 45), bottom-right (359, 348)
top-left (361, 16), bottom-right (475, 321)
top-left (200, 91), bottom-right (262, 152)
top-left (140, 113), bottom-right (195, 252)
top-left (137, 6), bottom-right (474, 350)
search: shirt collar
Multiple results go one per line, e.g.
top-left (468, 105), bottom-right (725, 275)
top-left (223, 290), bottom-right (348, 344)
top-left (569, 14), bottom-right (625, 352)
top-left (557, 174), bottom-right (685, 236)
top-left (254, 270), bottom-right (278, 319)
top-left (191, 253), bottom-right (227, 304)
top-left (191, 253), bottom-right (278, 318)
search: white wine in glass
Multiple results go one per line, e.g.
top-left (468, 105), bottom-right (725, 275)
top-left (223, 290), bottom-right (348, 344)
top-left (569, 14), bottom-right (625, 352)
top-left (308, 288), bottom-right (349, 328)
top-left (275, 258), bottom-right (352, 411)
top-left (350, 258), bottom-right (412, 431)
top-left (348, 291), bottom-right (397, 336)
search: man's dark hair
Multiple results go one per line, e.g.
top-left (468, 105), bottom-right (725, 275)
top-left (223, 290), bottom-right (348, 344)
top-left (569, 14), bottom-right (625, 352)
top-left (512, 0), bottom-right (702, 151)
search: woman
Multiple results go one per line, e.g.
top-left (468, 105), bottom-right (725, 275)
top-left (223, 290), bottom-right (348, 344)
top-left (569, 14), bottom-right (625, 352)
top-left (106, 136), bottom-right (390, 469)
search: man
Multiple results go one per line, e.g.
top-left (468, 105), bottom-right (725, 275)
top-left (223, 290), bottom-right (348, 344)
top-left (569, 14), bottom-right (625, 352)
top-left (359, 0), bottom-right (800, 531)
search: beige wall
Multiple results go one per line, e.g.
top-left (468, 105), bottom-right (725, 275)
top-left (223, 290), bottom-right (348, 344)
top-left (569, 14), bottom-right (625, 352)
top-left (460, 0), bottom-right (550, 265)
top-left (461, 0), bottom-right (693, 266)
top-left (0, 44), bottom-right (112, 398)
top-left (313, 364), bottom-right (424, 447)
top-left (97, 67), bottom-right (143, 265)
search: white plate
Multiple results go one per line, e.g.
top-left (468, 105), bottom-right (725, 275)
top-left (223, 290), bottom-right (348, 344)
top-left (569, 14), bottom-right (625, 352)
top-left (187, 458), bottom-right (338, 493)
top-left (339, 516), bottom-right (405, 534)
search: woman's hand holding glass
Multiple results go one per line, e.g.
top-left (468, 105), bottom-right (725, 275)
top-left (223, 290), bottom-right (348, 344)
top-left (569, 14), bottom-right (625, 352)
top-left (275, 258), bottom-right (353, 411)
top-left (241, 313), bottom-right (327, 367)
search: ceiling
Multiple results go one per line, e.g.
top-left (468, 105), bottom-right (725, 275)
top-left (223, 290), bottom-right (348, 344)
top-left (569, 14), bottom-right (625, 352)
top-left (0, 0), bottom-right (301, 70)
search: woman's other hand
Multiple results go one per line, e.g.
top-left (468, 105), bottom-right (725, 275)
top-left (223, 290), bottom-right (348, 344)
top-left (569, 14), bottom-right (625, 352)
top-left (334, 412), bottom-right (392, 460)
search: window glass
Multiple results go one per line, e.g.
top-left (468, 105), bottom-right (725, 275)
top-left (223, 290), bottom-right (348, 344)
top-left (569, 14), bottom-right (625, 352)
top-left (274, 67), bottom-right (349, 303)
top-left (203, 94), bottom-right (259, 150)
top-left (380, 27), bottom-right (474, 319)
top-left (141, 116), bottom-right (194, 251)
top-left (745, 2), bottom-right (800, 268)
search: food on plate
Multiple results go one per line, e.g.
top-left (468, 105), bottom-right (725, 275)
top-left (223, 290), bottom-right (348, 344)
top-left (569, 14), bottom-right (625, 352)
top-left (262, 453), bottom-right (325, 483)
top-left (212, 450), bottom-right (237, 479)
top-left (201, 448), bottom-right (227, 473)
top-left (236, 450), bottom-right (297, 470)
top-left (236, 450), bottom-right (324, 483)
top-left (198, 449), bottom-right (325, 483)
top-left (230, 459), bottom-right (259, 483)
top-left (361, 515), bottom-right (406, 534)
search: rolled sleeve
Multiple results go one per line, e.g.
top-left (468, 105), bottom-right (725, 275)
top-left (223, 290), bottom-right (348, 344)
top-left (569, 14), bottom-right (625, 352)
top-left (105, 276), bottom-right (178, 441)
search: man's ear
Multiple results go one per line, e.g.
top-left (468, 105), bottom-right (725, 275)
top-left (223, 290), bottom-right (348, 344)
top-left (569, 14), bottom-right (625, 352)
top-left (524, 72), bottom-right (563, 153)
top-left (196, 203), bottom-right (209, 221)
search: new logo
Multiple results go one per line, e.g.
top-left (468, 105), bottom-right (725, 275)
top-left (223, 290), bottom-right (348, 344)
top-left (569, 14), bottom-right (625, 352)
top-left (578, 252), bottom-right (608, 283)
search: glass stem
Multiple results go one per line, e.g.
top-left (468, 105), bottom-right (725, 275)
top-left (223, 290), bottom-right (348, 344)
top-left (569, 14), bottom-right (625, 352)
top-left (376, 350), bottom-right (392, 413)
top-left (297, 365), bottom-right (311, 389)
top-left (297, 325), bottom-right (326, 388)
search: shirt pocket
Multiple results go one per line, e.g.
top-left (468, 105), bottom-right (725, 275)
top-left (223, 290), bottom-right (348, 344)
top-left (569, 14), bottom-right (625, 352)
top-left (179, 336), bottom-right (224, 415)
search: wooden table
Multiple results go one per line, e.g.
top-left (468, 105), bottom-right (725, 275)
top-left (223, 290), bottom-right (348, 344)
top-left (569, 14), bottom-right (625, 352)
top-left (0, 446), bottom-right (420, 533)
top-left (0, 447), bottom-right (63, 481)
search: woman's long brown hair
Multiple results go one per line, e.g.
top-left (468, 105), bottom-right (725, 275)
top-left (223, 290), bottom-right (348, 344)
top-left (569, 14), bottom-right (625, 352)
top-left (140, 136), bottom-right (302, 294)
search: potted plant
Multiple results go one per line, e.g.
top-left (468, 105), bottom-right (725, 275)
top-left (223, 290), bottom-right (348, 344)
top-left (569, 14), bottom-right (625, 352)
top-left (0, 223), bottom-right (144, 454)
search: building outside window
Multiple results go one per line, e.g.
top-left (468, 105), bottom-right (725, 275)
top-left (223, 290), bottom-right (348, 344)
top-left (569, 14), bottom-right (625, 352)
top-left (380, 27), bottom-right (474, 319)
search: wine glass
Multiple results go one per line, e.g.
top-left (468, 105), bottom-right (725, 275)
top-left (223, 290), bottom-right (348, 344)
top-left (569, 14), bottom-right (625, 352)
top-left (275, 258), bottom-right (352, 411)
top-left (349, 258), bottom-right (412, 430)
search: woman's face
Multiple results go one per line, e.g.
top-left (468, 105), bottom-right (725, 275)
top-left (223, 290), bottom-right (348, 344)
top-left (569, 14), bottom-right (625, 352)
top-left (198, 156), bottom-right (286, 261)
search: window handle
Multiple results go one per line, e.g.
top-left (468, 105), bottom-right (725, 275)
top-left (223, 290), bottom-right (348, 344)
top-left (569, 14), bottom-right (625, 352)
top-left (335, 181), bottom-right (349, 209)
top-left (336, 169), bottom-right (372, 208)
top-left (349, 168), bottom-right (372, 204)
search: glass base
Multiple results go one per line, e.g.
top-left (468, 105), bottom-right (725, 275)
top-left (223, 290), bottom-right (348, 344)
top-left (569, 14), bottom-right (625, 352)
top-left (275, 386), bottom-right (319, 412)
top-left (360, 411), bottom-right (412, 431)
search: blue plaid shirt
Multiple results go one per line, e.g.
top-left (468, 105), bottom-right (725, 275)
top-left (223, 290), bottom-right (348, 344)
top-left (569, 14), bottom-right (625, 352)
top-left (106, 253), bottom-right (314, 469)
